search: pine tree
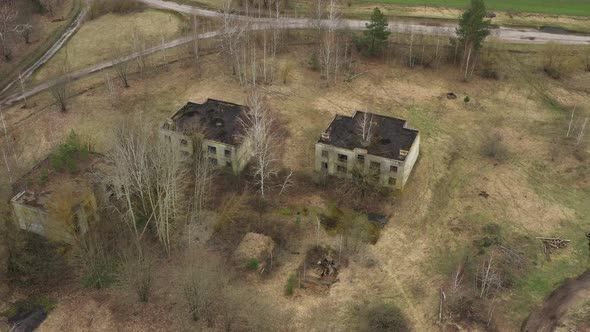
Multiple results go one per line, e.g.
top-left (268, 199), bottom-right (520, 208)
top-left (357, 8), bottom-right (390, 56)
top-left (456, 0), bottom-right (491, 80)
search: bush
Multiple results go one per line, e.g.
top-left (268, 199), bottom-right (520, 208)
top-left (7, 232), bottom-right (70, 287)
top-left (474, 223), bottom-right (503, 254)
top-left (481, 132), bottom-right (508, 162)
top-left (247, 258), bottom-right (260, 271)
top-left (308, 51), bottom-right (320, 71)
top-left (464, 96), bottom-right (470, 103)
top-left (88, 0), bottom-right (143, 20)
top-left (49, 131), bottom-right (90, 172)
top-left (285, 273), bottom-right (298, 296)
top-left (355, 300), bottom-right (411, 331)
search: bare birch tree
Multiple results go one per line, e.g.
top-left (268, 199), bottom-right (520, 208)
top-left (0, 0), bottom-right (17, 61)
top-left (357, 111), bottom-right (375, 147)
top-left (241, 91), bottom-right (282, 198)
top-left (148, 140), bottom-right (188, 255)
top-left (111, 49), bottom-right (131, 88)
top-left (107, 121), bottom-right (153, 256)
top-left (50, 54), bottom-right (71, 112)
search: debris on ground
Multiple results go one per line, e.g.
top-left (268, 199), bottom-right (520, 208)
top-left (478, 191), bottom-right (490, 199)
top-left (537, 237), bottom-right (570, 261)
top-left (446, 92), bottom-right (457, 100)
top-left (297, 246), bottom-right (342, 294)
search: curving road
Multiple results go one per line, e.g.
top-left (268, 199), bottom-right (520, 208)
top-left (0, 3), bottom-right (88, 97)
top-left (139, 0), bottom-right (590, 45)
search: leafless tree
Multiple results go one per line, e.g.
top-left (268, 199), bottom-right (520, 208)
top-left (131, 25), bottom-right (149, 75)
top-left (320, 0), bottom-right (343, 85)
top-left (0, 0), bottom-right (17, 61)
top-left (107, 121), bottom-right (153, 256)
top-left (191, 14), bottom-right (200, 67)
top-left (49, 54), bottom-right (71, 112)
top-left (241, 90), bottom-right (282, 198)
top-left (476, 254), bottom-right (504, 298)
top-left (189, 145), bottom-right (212, 226)
top-left (15, 23), bottom-right (32, 44)
top-left (111, 50), bottom-right (131, 88)
top-left (220, 1), bottom-right (248, 83)
top-left (106, 122), bottom-right (189, 255)
top-left (41, 0), bottom-right (58, 17)
top-left (357, 111), bottom-right (375, 147)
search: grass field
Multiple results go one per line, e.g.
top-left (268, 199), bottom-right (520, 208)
top-left (2, 28), bottom-right (589, 331)
top-left (32, 9), bottom-right (185, 83)
top-left (357, 0), bottom-right (590, 16)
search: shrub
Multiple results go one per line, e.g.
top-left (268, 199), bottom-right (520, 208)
top-left (464, 96), bottom-right (470, 103)
top-left (474, 223), bottom-right (503, 254)
top-left (285, 273), bottom-right (298, 296)
top-left (355, 300), bottom-right (411, 331)
top-left (81, 260), bottom-right (114, 289)
top-left (247, 258), bottom-right (260, 271)
top-left (481, 132), bottom-right (508, 162)
top-left (88, 0), bottom-right (143, 20)
top-left (7, 232), bottom-right (70, 287)
top-left (308, 51), bottom-right (320, 71)
top-left (49, 131), bottom-right (90, 172)
top-left (39, 169), bottom-right (49, 184)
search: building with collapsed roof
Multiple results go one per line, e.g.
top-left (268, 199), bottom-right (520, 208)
top-left (315, 111), bottom-right (420, 189)
top-left (10, 153), bottom-right (105, 243)
top-left (160, 99), bottom-right (252, 174)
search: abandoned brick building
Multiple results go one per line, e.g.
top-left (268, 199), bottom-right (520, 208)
top-left (10, 154), bottom-right (104, 243)
top-left (160, 99), bottom-right (252, 174)
top-left (315, 111), bottom-right (420, 189)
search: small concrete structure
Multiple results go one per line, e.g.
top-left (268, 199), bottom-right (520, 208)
top-left (233, 232), bottom-right (276, 271)
top-left (315, 111), bottom-right (420, 189)
top-left (160, 99), bottom-right (253, 174)
top-left (10, 154), bottom-right (104, 243)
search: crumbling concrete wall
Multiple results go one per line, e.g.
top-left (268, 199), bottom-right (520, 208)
top-left (315, 140), bottom-right (419, 190)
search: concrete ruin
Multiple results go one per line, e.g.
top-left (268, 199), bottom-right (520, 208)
top-left (315, 111), bottom-right (420, 189)
top-left (160, 99), bottom-right (253, 174)
top-left (10, 154), bottom-right (104, 243)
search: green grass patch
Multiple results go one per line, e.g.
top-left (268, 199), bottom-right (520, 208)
top-left (285, 273), bottom-right (298, 296)
top-left (355, 0), bottom-right (590, 17)
top-left (247, 258), bottom-right (260, 271)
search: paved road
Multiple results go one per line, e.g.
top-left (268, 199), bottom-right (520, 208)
top-left (139, 0), bottom-right (590, 45)
top-left (0, 4), bottom-right (88, 97)
top-left (3, 0), bottom-right (590, 106)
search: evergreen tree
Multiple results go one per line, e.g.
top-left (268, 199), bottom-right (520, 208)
top-left (456, 0), bottom-right (491, 80)
top-left (357, 8), bottom-right (390, 56)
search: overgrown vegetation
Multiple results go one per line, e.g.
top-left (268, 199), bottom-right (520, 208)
top-left (49, 131), bottom-right (90, 172)
top-left (88, 0), bottom-right (144, 20)
top-left (352, 299), bottom-right (411, 331)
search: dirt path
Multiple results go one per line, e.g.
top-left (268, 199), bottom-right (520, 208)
top-left (521, 270), bottom-right (590, 332)
top-left (0, 3), bottom-right (87, 97)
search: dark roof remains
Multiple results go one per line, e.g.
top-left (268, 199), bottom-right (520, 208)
top-left (318, 111), bottom-right (419, 160)
top-left (164, 99), bottom-right (249, 145)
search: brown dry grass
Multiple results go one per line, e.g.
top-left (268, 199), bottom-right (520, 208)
top-left (2, 38), bottom-right (589, 331)
top-left (32, 9), bottom-right (185, 83)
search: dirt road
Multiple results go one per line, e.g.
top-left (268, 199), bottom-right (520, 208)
top-left (0, 4), bottom-right (87, 97)
top-left (139, 0), bottom-right (590, 45)
top-left (521, 270), bottom-right (590, 332)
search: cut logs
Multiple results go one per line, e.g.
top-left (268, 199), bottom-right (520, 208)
top-left (536, 237), bottom-right (570, 261)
